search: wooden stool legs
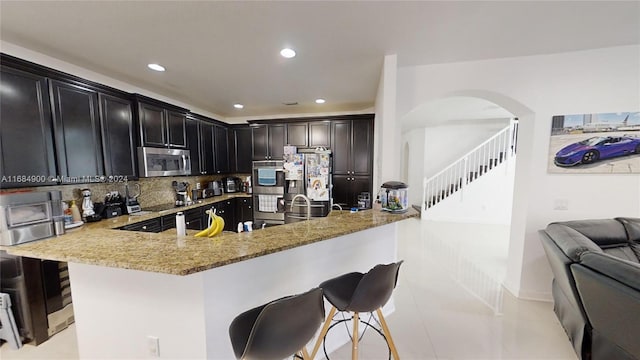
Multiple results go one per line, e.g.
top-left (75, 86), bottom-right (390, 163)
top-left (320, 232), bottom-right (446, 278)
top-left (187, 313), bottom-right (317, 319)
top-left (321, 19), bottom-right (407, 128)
top-left (309, 305), bottom-right (400, 360)
top-left (376, 308), bottom-right (400, 360)
top-left (311, 306), bottom-right (337, 358)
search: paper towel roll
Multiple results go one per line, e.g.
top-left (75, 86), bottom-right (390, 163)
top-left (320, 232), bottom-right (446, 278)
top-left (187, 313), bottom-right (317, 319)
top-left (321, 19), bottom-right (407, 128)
top-left (176, 212), bottom-right (186, 236)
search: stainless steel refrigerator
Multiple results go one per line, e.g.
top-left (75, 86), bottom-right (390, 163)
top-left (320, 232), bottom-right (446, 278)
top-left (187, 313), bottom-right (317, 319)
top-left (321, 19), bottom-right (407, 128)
top-left (283, 148), bottom-right (332, 223)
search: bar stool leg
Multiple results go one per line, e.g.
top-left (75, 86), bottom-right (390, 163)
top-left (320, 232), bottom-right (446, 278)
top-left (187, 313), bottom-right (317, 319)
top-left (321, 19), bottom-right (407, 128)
top-left (310, 306), bottom-right (337, 358)
top-left (376, 308), bottom-right (400, 359)
top-left (352, 312), bottom-right (359, 360)
top-left (301, 347), bottom-right (311, 360)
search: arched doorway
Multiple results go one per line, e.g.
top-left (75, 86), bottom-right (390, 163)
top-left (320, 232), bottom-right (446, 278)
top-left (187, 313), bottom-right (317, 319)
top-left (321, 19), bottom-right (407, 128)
top-left (398, 92), bottom-right (534, 313)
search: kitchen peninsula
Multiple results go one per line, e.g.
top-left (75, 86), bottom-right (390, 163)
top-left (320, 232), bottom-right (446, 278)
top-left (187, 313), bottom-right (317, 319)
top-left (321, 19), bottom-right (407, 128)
top-left (5, 202), bottom-right (418, 359)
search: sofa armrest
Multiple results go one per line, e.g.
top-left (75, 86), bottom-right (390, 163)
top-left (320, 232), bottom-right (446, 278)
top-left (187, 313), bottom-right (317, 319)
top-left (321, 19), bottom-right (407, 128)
top-left (545, 224), bottom-right (603, 262)
top-left (571, 252), bottom-right (640, 358)
top-left (578, 252), bottom-right (640, 291)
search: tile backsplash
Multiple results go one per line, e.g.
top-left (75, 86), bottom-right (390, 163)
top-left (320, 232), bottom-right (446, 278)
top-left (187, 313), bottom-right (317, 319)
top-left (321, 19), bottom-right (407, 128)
top-left (1, 174), bottom-right (250, 207)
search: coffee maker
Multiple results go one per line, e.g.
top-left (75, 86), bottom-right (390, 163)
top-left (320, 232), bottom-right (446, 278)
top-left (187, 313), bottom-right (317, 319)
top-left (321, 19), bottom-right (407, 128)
top-left (172, 181), bottom-right (189, 207)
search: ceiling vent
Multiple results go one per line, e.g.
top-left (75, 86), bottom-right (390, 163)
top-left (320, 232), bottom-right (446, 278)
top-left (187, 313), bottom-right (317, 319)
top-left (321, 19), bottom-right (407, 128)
top-left (282, 101), bottom-right (299, 106)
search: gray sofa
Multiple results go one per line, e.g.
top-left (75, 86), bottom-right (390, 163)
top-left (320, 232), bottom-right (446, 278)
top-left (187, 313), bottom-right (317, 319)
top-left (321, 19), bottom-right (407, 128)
top-left (539, 217), bottom-right (640, 360)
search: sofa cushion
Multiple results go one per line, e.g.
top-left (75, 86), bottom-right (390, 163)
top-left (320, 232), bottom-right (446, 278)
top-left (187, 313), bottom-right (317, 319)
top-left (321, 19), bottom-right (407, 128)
top-left (616, 217), bottom-right (640, 261)
top-left (557, 219), bottom-right (630, 249)
top-left (545, 223), bottom-right (604, 261)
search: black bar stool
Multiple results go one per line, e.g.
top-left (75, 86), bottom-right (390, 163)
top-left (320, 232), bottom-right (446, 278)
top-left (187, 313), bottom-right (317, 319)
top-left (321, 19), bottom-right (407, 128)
top-left (228, 287), bottom-right (324, 360)
top-left (311, 261), bottom-right (404, 360)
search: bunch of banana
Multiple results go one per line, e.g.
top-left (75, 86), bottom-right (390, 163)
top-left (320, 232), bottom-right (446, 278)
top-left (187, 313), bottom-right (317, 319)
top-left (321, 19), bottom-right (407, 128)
top-left (194, 209), bottom-right (225, 237)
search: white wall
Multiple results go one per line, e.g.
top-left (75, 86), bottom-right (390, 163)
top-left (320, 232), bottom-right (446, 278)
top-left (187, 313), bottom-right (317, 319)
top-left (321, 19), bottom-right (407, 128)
top-left (400, 128), bottom-right (426, 206)
top-left (396, 45), bottom-right (640, 299)
top-left (373, 54), bottom-right (400, 192)
top-left (423, 157), bottom-right (516, 225)
top-left (423, 120), bottom-right (510, 178)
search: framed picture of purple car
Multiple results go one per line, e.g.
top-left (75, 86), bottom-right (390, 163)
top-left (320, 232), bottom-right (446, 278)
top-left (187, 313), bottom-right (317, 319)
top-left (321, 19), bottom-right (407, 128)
top-left (548, 111), bottom-right (640, 174)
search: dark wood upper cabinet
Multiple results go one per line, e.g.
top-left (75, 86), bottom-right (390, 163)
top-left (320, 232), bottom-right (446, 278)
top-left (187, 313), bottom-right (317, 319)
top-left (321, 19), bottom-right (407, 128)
top-left (286, 123), bottom-right (308, 147)
top-left (251, 124), bottom-right (285, 160)
top-left (309, 121), bottom-right (330, 148)
top-left (200, 122), bottom-right (215, 174)
top-left (167, 110), bottom-right (187, 148)
top-left (137, 98), bottom-right (187, 149)
top-left (251, 125), bottom-right (269, 160)
top-left (0, 66), bottom-right (57, 188)
top-left (98, 93), bottom-right (136, 178)
top-left (214, 125), bottom-right (230, 174)
top-left (231, 126), bottom-right (252, 173)
top-left (331, 120), bottom-right (351, 175)
top-left (186, 118), bottom-right (201, 175)
top-left (268, 124), bottom-right (285, 160)
top-left (351, 120), bottom-right (373, 176)
top-left (138, 102), bottom-right (166, 147)
top-left (50, 80), bottom-right (104, 179)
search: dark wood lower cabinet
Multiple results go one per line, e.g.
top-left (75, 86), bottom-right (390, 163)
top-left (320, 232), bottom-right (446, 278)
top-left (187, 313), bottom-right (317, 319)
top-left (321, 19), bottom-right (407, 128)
top-left (332, 175), bottom-right (372, 209)
top-left (236, 197), bottom-right (253, 223)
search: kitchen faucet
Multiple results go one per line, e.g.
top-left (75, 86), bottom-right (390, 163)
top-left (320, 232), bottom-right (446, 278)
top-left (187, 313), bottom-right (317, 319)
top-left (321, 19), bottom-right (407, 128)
top-left (291, 194), bottom-right (311, 221)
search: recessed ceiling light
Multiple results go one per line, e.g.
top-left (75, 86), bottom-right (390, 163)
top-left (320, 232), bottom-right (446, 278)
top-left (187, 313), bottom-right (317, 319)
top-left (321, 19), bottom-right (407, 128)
top-left (233, 103), bottom-right (244, 109)
top-left (315, 98), bottom-right (326, 104)
top-left (280, 48), bottom-right (296, 58)
top-left (147, 63), bottom-right (165, 72)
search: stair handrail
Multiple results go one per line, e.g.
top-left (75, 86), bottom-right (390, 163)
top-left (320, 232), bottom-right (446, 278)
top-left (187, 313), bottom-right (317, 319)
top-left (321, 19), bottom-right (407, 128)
top-left (422, 119), bottom-right (518, 211)
top-left (424, 124), bottom-right (511, 184)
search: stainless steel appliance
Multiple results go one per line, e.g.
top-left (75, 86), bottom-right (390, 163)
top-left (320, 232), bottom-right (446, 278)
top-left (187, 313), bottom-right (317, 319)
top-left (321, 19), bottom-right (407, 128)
top-left (223, 177), bottom-right (241, 193)
top-left (1, 191), bottom-right (65, 246)
top-left (172, 181), bottom-right (189, 207)
top-left (137, 147), bottom-right (191, 177)
top-left (0, 191), bottom-right (73, 344)
top-left (123, 183), bottom-right (141, 214)
top-left (283, 149), bottom-right (332, 223)
top-left (252, 161), bottom-right (285, 225)
top-left (208, 180), bottom-right (223, 196)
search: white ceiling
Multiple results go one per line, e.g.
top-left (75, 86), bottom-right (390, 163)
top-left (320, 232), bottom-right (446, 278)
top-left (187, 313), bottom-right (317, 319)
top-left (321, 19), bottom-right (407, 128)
top-left (1, 1), bottom-right (638, 120)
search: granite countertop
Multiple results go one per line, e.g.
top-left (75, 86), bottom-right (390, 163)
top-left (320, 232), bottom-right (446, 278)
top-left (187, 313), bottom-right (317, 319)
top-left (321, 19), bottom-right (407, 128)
top-left (5, 202), bottom-right (419, 276)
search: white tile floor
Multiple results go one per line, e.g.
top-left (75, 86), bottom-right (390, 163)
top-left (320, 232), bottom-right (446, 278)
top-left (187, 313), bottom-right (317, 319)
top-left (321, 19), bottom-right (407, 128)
top-left (1, 218), bottom-right (577, 359)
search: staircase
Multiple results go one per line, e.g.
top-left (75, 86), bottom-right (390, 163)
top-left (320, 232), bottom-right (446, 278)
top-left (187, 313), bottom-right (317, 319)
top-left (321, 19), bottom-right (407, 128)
top-left (422, 119), bottom-right (519, 212)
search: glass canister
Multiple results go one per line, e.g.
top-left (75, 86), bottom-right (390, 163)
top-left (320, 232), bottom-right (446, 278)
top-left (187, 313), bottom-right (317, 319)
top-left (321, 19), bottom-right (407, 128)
top-left (379, 181), bottom-right (409, 213)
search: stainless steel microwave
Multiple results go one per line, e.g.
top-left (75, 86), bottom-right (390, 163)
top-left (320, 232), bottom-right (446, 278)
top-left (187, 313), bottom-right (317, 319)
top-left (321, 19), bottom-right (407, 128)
top-left (137, 147), bottom-right (191, 177)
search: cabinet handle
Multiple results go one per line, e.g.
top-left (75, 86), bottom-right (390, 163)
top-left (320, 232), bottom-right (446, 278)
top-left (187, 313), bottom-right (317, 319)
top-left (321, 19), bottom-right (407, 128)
top-left (142, 226), bottom-right (147, 230)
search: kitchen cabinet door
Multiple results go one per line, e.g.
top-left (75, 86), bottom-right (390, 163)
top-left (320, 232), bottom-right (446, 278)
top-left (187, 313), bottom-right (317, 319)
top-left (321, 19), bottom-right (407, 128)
top-left (309, 121), bottom-right (330, 148)
top-left (331, 175), bottom-right (351, 208)
top-left (236, 197), bottom-right (253, 223)
top-left (199, 122), bottom-right (215, 174)
top-left (286, 123), bottom-right (308, 147)
top-left (167, 110), bottom-right (187, 148)
top-left (268, 124), bottom-right (286, 160)
top-left (184, 208), bottom-right (204, 230)
top-left (213, 199), bottom-right (235, 232)
top-left (232, 126), bottom-right (252, 173)
top-left (186, 118), bottom-right (201, 175)
top-left (350, 176), bottom-right (372, 208)
top-left (99, 93), bottom-right (136, 178)
top-left (251, 125), bottom-right (269, 160)
top-left (50, 80), bottom-right (104, 180)
top-left (214, 125), bottom-right (230, 173)
top-left (351, 120), bottom-right (373, 176)
top-left (330, 175), bottom-right (372, 209)
top-left (330, 120), bottom-right (351, 175)
top-left (138, 102), bottom-right (166, 147)
top-left (121, 218), bottom-right (161, 232)
top-left (0, 66), bottom-right (57, 188)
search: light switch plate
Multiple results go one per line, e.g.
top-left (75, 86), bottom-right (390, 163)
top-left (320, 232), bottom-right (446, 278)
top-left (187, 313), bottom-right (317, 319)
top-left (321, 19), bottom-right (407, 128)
top-left (147, 336), bottom-right (160, 358)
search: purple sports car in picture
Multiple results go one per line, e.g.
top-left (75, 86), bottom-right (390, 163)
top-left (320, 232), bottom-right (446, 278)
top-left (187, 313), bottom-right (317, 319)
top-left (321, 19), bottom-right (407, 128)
top-left (554, 135), bottom-right (640, 167)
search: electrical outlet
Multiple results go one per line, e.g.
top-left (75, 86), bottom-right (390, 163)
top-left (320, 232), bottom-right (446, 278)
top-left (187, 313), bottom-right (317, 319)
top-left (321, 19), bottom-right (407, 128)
top-left (553, 199), bottom-right (568, 211)
top-left (147, 336), bottom-right (160, 358)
